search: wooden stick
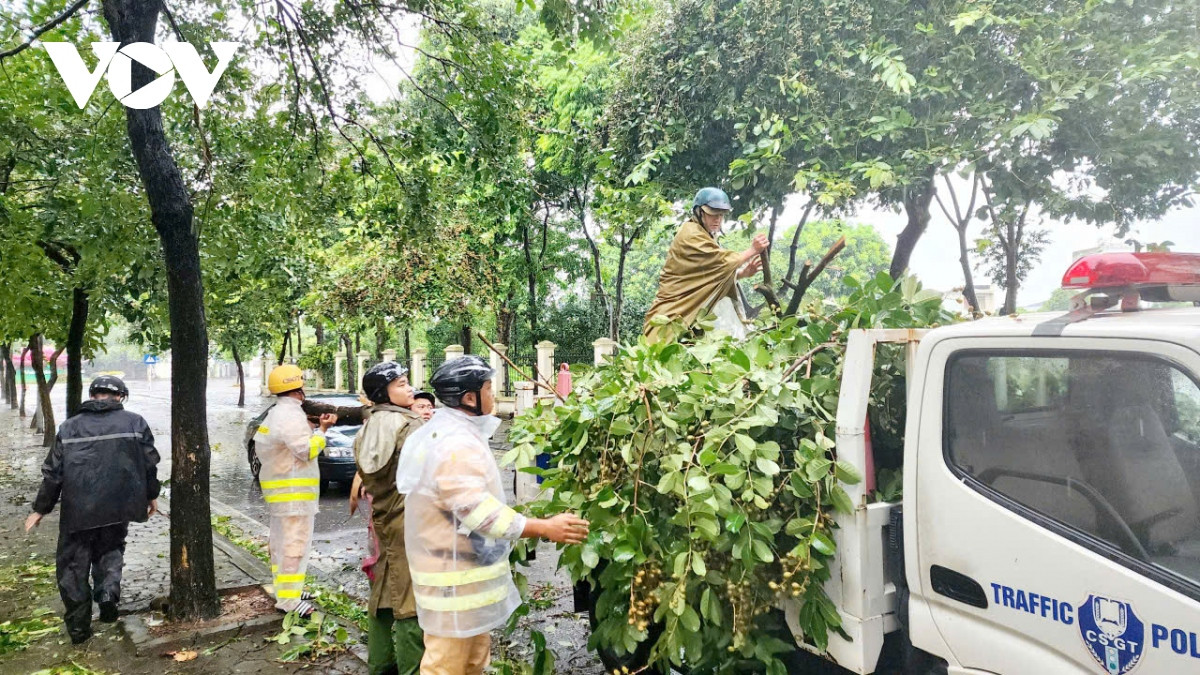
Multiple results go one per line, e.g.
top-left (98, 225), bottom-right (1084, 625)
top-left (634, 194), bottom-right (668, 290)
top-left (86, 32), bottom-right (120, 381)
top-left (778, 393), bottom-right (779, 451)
top-left (475, 332), bottom-right (566, 402)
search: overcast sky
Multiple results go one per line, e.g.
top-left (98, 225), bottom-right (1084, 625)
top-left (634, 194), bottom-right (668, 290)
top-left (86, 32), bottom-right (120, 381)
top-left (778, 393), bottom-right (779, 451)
top-left (810, 199), bottom-right (1198, 308)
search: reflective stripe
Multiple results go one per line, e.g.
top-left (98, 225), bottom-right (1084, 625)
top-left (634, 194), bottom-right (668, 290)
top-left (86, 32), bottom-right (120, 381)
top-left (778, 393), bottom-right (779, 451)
top-left (277, 590), bottom-right (302, 599)
top-left (485, 507), bottom-right (517, 539)
top-left (308, 435), bottom-right (325, 460)
top-left (415, 585), bottom-right (510, 612)
top-left (460, 495), bottom-right (504, 532)
top-left (411, 560), bottom-right (510, 587)
top-left (275, 573), bottom-right (306, 583)
top-left (264, 492), bottom-right (318, 503)
top-left (260, 478), bottom-right (320, 489)
top-left (62, 432), bottom-right (140, 445)
top-left (258, 426), bottom-right (270, 435)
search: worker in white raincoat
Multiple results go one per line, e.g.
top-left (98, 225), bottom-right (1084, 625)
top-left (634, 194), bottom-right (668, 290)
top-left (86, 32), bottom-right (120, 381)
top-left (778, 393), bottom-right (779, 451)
top-left (396, 355), bottom-right (589, 675)
top-left (255, 364), bottom-right (335, 616)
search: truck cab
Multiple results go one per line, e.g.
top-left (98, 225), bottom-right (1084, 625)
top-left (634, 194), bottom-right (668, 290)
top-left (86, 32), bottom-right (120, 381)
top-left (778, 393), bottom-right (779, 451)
top-left (800, 253), bottom-right (1200, 674)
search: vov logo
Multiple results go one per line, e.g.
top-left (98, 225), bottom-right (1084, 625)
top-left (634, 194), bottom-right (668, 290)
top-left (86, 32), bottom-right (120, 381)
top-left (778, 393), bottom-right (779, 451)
top-left (43, 42), bottom-right (238, 110)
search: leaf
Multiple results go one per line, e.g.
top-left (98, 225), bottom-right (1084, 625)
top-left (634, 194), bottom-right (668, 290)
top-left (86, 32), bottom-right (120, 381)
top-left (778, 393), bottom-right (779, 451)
top-left (829, 485), bottom-right (855, 514)
top-left (612, 544), bottom-right (637, 563)
top-left (752, 538), bottom-right (774, 563)
top-left (734, 433), bottom-right (756, 456)
top-left (755, 458), bottom-right (780, 476)
top-left (170, 650), bottom-right (199, 662)
top-left (680, 605), bottom-right (701, 633)
top-left (609, 419), bottom-right (634, 435)
top-left (811, 531), bottom-right (836, 556)
top-left (581, 545), bottom-right (600, 569)
top-left (834, 460), bottom-right (862, 485)
top-left (687, 474), bottom-right (712, 493)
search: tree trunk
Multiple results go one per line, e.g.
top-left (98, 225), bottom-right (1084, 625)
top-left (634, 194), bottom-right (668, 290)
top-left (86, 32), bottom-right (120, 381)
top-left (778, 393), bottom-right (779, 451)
top-left (102, 0), bottom-right (219, 621)
top-left (497, 294), bottom-right (514, 346)
top-left (65, 287), bottom-right (89, 418)
top-left (611, 241), bottom-right (629, 341)
top-left (522, 218), bottom-right (539, 340)
top-left (295, 315), bottom-right (302, 355)
top-left (956, 227), bottom-right (980, 313)
top-left (890, 174), bottom-right (937, 279)
top-left (343, 335), bottom-right (355, 392)
top-left (277, 329), bottom-right (290, 366)
top-left (1, 343), bottom-right (12, 408)
top-left (315, 322), bottom-right (325, 345)
top-left (1003, 223), bottom-right (1020, 315)
top-left (459, 325), bottom-right (472, 354)
top-left (30, 335), bottom-right (55, 447)
top-left (232, 343), bottom-right (245, 408)
top-left (403, 328), bottom-right (411, 363)
top-left (375, 318), bottom-right (387, 360)
top-left (18, 347), bottom-right (28, 417)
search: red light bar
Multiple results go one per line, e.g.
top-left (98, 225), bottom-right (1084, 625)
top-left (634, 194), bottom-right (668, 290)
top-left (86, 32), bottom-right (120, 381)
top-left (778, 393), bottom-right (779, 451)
top-left (1062, 252), bottom-right (1200, 289)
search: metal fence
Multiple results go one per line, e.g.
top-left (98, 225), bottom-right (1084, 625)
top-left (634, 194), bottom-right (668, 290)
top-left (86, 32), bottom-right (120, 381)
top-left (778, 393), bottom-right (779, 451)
top-left (502, 351), bottom-right (537, 397)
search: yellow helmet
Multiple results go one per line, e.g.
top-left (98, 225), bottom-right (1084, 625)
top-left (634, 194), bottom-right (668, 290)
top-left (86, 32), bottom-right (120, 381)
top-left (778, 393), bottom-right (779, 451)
top-left (268, 364), bottom-right (305, 395)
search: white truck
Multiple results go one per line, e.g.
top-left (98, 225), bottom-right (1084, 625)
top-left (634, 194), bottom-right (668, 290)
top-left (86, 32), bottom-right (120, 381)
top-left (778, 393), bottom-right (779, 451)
top-left (799, 252), bottom-right (1200, 674)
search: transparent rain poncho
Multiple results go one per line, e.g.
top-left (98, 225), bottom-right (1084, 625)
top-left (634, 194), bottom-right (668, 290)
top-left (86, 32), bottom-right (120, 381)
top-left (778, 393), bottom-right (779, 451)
top-left (253, 396), bottom-right (324, 611)
top-left (253, 396), bottom-right (325, 517)
top-left (396, 408), bottom-right (525, 637)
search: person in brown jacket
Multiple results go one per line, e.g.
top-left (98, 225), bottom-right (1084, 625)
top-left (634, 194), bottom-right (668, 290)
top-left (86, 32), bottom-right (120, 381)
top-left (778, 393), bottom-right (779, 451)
top-left (354, 361), bottom-right (424, 675)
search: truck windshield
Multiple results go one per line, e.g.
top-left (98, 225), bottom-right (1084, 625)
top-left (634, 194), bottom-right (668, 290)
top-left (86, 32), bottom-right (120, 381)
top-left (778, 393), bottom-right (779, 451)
top-left (945, 351), bottom-right (1200, 591)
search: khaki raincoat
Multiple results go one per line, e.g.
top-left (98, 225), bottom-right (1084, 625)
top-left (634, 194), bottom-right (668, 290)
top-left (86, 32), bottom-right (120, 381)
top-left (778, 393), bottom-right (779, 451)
top-left (355, 403), bottom-right (424, 618)
top-left (643, 218), bottom-right (748, 341)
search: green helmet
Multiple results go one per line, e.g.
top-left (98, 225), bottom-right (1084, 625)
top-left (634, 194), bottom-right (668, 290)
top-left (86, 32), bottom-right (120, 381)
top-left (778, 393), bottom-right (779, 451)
top-left (693, 187), bottom-right (732, 212)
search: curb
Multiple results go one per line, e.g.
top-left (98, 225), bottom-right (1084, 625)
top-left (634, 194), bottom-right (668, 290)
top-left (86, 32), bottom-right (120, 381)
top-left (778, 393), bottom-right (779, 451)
top-left (120, 584), bottom-right (283, 656)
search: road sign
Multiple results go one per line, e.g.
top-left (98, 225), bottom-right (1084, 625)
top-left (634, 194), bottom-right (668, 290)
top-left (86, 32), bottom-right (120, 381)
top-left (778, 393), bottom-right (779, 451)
top-left (143, 355), bottom-right (158, 365)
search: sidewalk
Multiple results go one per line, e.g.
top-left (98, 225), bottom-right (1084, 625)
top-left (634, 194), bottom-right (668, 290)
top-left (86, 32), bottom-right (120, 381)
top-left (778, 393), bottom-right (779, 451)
top-left (0, 410), bottom-right (366, 674)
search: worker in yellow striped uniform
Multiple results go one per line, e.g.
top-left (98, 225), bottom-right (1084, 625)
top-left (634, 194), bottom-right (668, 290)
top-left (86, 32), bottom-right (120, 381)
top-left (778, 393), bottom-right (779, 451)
top-left (396, 356), bottom-right (589, 674)
top-left (255, 365), bottom-right (335, 616)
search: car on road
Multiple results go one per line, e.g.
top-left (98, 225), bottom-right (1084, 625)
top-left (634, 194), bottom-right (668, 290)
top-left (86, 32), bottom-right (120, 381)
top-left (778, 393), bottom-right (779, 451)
top-left (244, 393), bottom-right (362, 493)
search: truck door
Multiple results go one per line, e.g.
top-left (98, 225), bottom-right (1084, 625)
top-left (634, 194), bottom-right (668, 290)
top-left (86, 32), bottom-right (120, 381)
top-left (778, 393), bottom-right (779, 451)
top-left (913, 337), bottom-right (1200, 674)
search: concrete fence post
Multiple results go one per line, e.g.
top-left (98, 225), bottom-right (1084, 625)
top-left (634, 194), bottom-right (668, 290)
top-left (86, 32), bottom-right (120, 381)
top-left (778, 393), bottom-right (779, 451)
top-left (355, 351), bottom-right (369, 393)
top-left (334, 354), bottom-right (346, 392)
top-left (382, 348), bottom-right (397, 363)
top-left (592, 337), bottom-right (617, 366)
top-left (514, 381), bottom-right (541, 502)
top-left (490, 343), bottom-right (507, 394)
top-left (535, 341), bottom-right (556, 394)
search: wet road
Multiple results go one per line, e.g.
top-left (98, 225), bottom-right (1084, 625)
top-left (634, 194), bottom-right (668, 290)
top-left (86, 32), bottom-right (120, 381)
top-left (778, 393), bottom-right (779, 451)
top-left (29, 376), bottom-right (603, 671)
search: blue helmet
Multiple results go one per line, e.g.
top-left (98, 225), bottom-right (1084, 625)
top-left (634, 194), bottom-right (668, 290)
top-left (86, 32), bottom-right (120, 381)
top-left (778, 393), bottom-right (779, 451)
top-left (692, 187), bottom-right (732, 212)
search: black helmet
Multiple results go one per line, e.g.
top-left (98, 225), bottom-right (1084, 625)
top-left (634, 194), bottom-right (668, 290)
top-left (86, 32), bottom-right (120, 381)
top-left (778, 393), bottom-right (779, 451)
top-left (361, 361), bottom-right (409, 404)
top-left (431, 355), bottom-right (494, 414)
top-left (89, 375), bottom-right (128, 399)
top-left (412, 390), bottom-right (435, 405)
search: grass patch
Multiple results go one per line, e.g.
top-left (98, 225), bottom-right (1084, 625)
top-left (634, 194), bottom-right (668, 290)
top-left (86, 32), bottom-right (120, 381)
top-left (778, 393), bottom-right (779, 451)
top-left (210, 515), bottom-right (369, 632)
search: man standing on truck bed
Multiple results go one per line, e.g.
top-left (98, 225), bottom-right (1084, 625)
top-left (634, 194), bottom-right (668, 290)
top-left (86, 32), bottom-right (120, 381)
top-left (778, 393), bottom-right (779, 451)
top-left (396, 355), bottom-right (590, 675)
top-left (643, 187), bottom-right (768, 341)
top-left (24, 376), bottom-right (160, 645)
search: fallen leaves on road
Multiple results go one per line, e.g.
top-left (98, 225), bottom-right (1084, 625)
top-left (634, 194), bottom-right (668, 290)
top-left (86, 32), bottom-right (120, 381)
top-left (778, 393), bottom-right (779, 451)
top-left (165, 650), bottom-right (198, 662)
